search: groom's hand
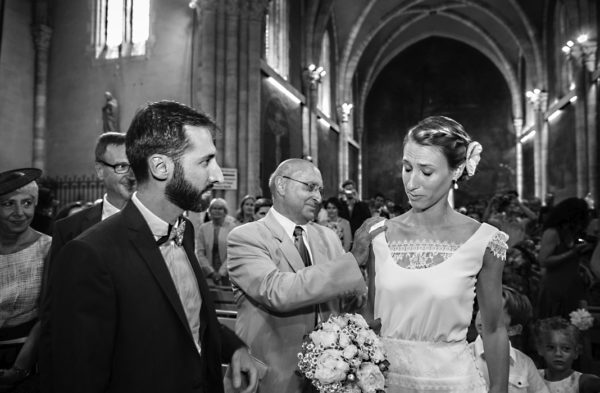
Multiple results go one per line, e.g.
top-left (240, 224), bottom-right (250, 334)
top-left (351, 217), bottom-right (387, 266)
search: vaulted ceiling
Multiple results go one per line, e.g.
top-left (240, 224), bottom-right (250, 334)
top-left (313, 0), bottom-right (546, 123)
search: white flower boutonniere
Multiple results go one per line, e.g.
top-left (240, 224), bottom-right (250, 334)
top-left (465, 141), bottom-right (483, 177)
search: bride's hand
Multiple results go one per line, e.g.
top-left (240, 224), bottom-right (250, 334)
top-left (350, 217), bottom-right (387, 266)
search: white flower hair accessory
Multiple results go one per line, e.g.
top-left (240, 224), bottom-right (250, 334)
top-left (569, 308), bottom-right (595, 331)
top-left (465, 141), bottom-right (483, 177)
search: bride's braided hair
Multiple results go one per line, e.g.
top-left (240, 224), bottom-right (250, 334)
top-left (404, 116), bottom-right (473, 181)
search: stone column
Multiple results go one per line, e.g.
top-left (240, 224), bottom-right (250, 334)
top-left (245, 0), bottom-right (268, 196)
top-left (337, 103), bottom-right (353, 185)
top-left (195, 0), bottom-right (266, 204)
top-left (574, 66), bottom-right (589, 198)
top-left (513, 118), bottom-right (523, 197)
top-left (583, 46), bottom-right (597, 203)
top-left (528, 90), bottom-right (547, 198)
top-left (32, 24), bottom-right (52, 171)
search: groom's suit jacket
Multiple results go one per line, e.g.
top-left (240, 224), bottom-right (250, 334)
top-left (44, 202), bottom-right (245, 393)
top-left (39, 202), bottom-right (103, 392)
top-left (227, 210), bottom-right (365, 393)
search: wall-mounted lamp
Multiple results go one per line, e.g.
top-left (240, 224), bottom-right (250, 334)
top-left (561, 33), bottom-right (597, 72)
top-left (305, 64), bottom-right (327, 87)
top-left (525, 88), bottom-right (547, 111)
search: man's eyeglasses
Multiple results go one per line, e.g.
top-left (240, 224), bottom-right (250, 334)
top-left (97, 160), bottom-right (131, 174)
top-left (282, 176), bottom-right (323, 194)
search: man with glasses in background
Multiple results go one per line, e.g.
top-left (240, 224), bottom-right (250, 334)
top-left (227, 158), bottom-right (381, 393)
top-left (39, 131), bottom-right (136, 391)
top-left (46, 132), bottom-right (136, 262)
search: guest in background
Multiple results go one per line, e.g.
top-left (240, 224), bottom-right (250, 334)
top-left (371, 192), bottom-right (390, 218)
top-left (535, 317), bottom-right (600, 393)
top-left (319, 197), bottom-right (352, 251)
top-left (0, 168), bottom-right (50, 392)
top-left (196, 198), bottom-right (237, 286)
top-left (339, 179), bottom-right (371, 236)
top-left (235, 195), bottom-right (255, 225)
top-left (471, 286), bottom-right (549, 393)
top-left (486, 191), bottom-right (537, 248)
top-left (253, 197), bottom-right (272, 221)
top-left (537, 198), bottom-right (594, 318)
top-left (46, 132), bottom-right (136, 265)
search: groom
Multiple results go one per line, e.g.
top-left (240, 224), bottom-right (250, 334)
top-left (45, 101), bottom-right (259, 393)
top-left (228, 159), bottom-right (377, 393)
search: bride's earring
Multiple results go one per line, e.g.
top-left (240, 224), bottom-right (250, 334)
top-left (452, 179), bottom-right (458, 190)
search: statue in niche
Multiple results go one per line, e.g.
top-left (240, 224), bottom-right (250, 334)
top-left (102, 91), bottom-right (119, 132)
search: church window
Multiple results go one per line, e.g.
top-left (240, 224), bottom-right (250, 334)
top-left (264, 0), bottom-right (289, 79)
top-left (95, 0), bottom-right (150, 59)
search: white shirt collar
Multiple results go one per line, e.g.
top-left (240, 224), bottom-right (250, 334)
top-left (474, 335), bottom-right (516, 364)
top-left (101, 194), bottom-right (121, 220)
top-left (270, 207), bottom-right (308, 242)
top-left (131, 192), bottom-right (170, 239)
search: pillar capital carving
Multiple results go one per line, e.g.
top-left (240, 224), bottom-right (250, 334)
top-left (32, 24), bottom-right (52, 51)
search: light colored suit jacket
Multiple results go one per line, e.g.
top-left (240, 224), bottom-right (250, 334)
top-left (195, 220), bottom-right (237, 276)
top-left (227, 210), bottom-right (365, 393)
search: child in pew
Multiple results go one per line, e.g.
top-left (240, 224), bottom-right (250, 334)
top-left (535, 317), bottom-right (600, 393)
top-left (470, 285), bottom-right (549, 393)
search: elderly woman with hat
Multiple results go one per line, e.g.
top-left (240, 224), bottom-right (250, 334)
top-left (0, 168), bottom-right (51, 391)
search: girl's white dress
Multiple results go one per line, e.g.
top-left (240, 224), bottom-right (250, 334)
top-left (539, 370), bottom-right (581, 393)
top-left (371, 221), bottom-right (507, 392)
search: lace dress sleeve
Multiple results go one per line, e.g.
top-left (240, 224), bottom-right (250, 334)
top-left (486, 230), bottom-right (509, 262)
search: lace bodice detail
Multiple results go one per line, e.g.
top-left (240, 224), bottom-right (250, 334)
top-left (388, 230), bottom-right (509, 269)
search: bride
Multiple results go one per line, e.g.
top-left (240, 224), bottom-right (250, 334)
top-left (360, 116), bottom-right (509, 393)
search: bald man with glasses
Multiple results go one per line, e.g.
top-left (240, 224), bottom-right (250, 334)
top-left (227, 158), bottom-right (382, 393)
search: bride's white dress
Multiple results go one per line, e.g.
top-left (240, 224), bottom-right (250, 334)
top-left (370, 221), bottom-right (507, 393)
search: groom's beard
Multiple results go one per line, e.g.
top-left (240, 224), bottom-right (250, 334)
top-left (165, 160), bottom-right (209, 212)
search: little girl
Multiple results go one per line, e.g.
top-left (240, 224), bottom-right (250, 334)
top-left (535, 317), bottom-right (600, 393)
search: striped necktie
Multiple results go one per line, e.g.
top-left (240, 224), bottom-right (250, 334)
top-left (293, 226), bottom-right (311, 267)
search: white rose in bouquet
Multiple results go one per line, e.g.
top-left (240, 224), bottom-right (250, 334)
top-left (342, 344), bottom-right (359, 360)
top-left (356, 363), bottom-right (386, 393)
top-left (314, 349), bottom-right (350, 384)
top-left (310, 330), bottom-right (338, 348)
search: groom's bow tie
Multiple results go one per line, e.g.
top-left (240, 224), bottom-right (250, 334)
top-left (156, 217), bottom-right (186, 247)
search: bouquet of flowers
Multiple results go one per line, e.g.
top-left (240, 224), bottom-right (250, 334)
top-left (569, 308), bottom-right (595, 331)
top-left (297, 313), bottom-right (389, 393)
